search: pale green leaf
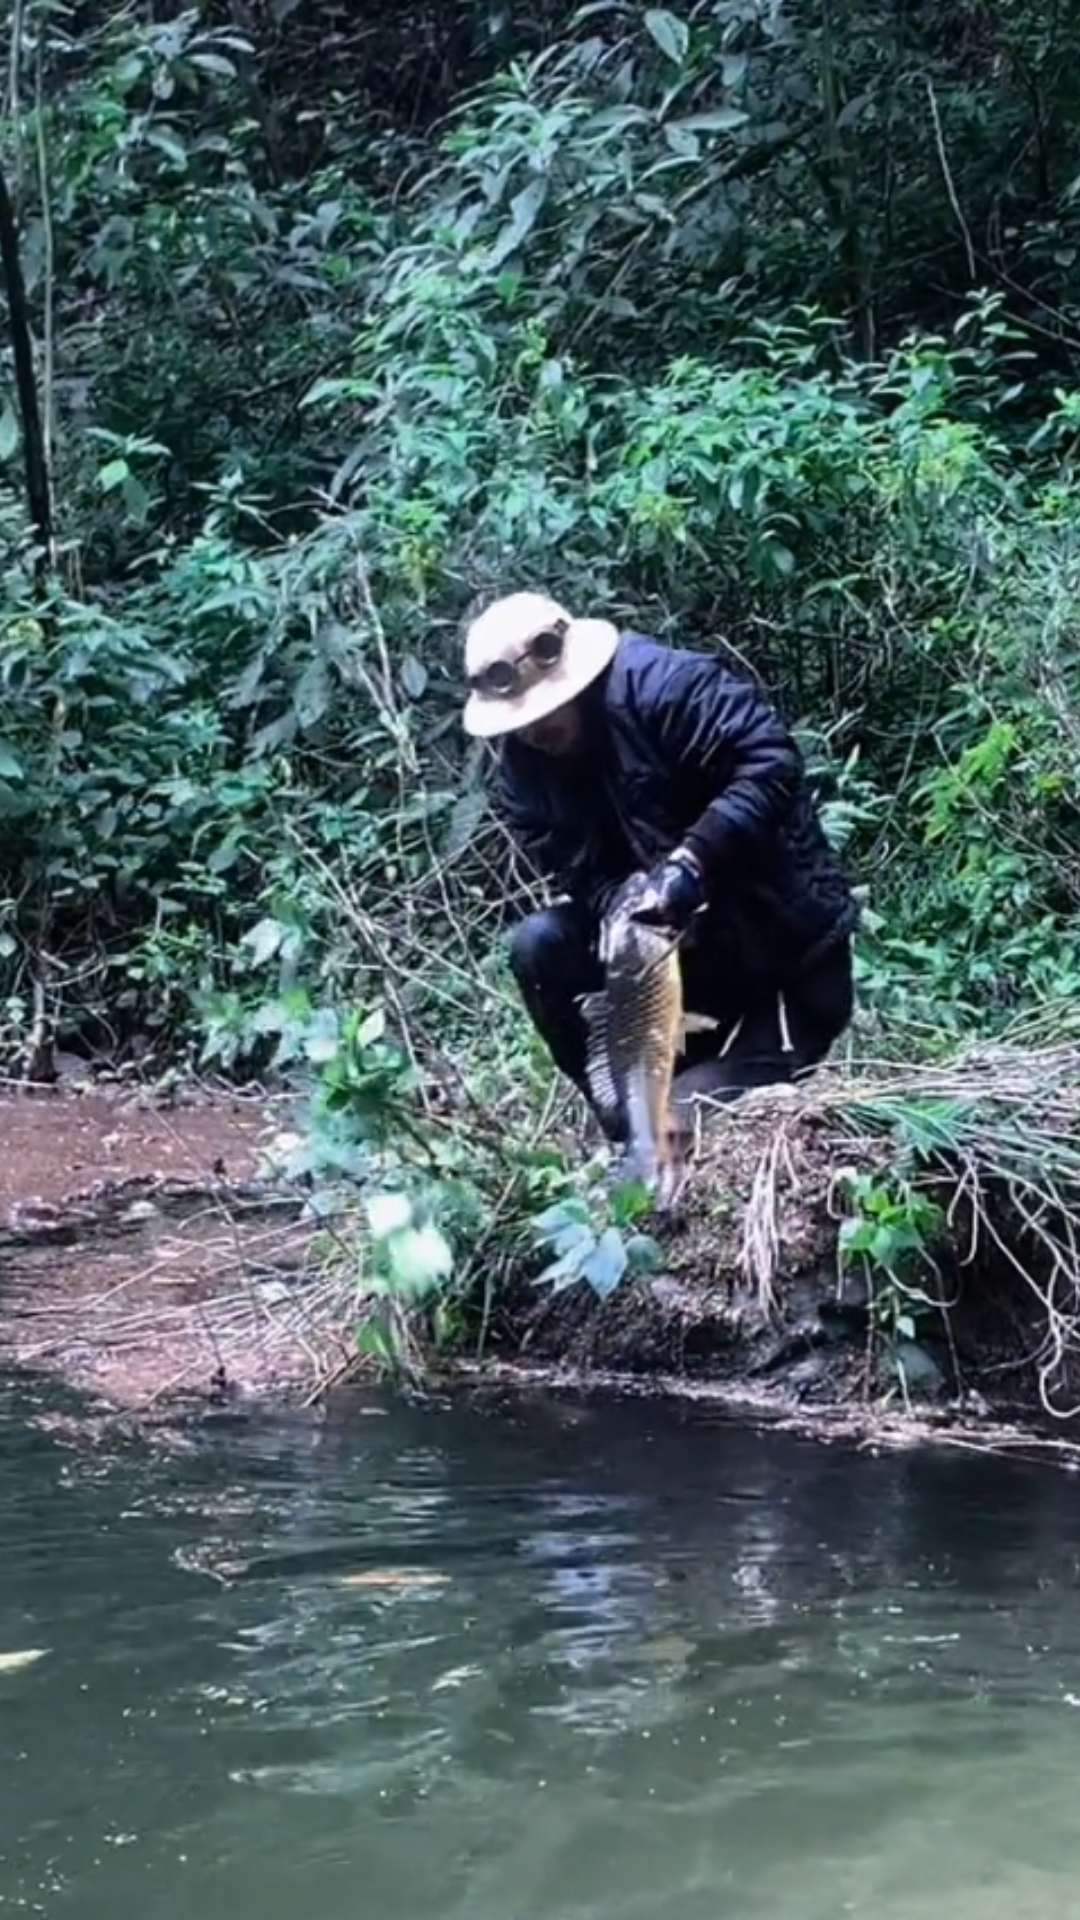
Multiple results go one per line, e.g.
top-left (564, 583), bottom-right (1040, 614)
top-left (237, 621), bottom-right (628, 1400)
top-left (533, 1198), bottom-right (591, 1238)
top-left (444, 786), bottom-right (487, 857)
top-left (582, 1226), bottom-right (629, 1299)
top-left (625, 1232), bottom-right (662, 1273)
top-left (240, 916), bottom-right (286, 966)
top-left (400, 655), bottom-right (428, 699)
top-left (356, 1007), bottom-right (386, 1049)
top-left (488, 175), bottom-right (548, 270)
top-left (534, 1241), bottom-right (593, 1291)
top-left (188, 50), bottom-right (237, 77)
top-left (145, 126), bottom-right (188, 169)
top-left (0, 401), bottom-right (18, 462)
top-left (302, 1006), bottom-right (341, 1063)
top-left (385, 1222), bottom-right (454, 1296)
top-left (366, 1191), bottom-right (413, 1240)
top-left (644, 8), bottom-right (689, 64)
top-left (672, 108), bottom-right (749, 134)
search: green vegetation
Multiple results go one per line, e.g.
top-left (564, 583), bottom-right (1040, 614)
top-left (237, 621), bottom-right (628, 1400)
top-left (3, 1), bottom-right (1080, 1381)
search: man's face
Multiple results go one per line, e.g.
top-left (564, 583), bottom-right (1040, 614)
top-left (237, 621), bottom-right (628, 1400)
top-left (517, 699), bottom-right (585, 758)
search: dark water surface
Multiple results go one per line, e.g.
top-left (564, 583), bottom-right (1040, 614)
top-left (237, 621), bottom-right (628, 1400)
top-left (3, 1375), bottom-right (1080, 1919)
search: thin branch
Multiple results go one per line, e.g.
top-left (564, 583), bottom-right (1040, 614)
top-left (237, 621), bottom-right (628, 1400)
top-left (926, 77), bottom-right (976, 282)
top-left (0, 149), bottom-right (53, 563)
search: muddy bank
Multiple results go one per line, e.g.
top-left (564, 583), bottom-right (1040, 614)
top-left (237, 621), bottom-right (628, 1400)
top-left (484, 1074), bottom-right (1075, 1445)
top-left (1, 1060), bottom-right (1076, 1457)
top-left (0, 1085), bottom-right (331, 1411)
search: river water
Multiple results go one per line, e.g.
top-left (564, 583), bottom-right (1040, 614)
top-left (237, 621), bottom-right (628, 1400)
top-left (3, 1374), bottom-right (1080, 1919)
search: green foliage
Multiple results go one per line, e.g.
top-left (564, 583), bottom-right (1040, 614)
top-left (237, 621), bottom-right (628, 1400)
top-left (531, 1179), bottom-right (662, 1300)
top-left (837, 1168), bottom-right (946, 1347)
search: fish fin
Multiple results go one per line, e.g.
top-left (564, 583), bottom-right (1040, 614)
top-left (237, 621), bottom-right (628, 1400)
top-left (578, 991), bottom-right (621, 1128)
top-left (681, 1012), bottom-right (719, 1035)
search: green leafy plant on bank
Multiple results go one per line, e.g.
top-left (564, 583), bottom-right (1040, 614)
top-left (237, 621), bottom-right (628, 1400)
top-left (836, 1167), bottom-right (948, 1398)
top-left (257, 995), bottom-right (584, 1372)
top-left (530, 1177), bottom-right (663, 1300)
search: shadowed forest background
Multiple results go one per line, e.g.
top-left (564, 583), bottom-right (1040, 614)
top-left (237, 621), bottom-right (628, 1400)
top-left (2, 0), bottom-right (1080, 1101)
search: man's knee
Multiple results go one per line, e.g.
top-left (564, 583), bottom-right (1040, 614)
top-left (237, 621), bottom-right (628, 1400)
top-left (507, 904), bottom-right (582, 987)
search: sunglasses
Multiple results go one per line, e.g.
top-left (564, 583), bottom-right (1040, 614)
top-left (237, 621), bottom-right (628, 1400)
top-left (467, 623), bottom-right (567, 699)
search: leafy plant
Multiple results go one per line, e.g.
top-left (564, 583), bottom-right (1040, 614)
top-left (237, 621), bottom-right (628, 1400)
top-left (836, 1168), bottom-right (947, 1381)
top-left (530, 1177), bottom-right (662, 1301)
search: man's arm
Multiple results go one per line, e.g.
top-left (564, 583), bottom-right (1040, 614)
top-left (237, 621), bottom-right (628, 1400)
top-left (650, 650), bottom-right (800, 876)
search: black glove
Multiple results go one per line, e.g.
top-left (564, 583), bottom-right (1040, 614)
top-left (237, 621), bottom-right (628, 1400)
top-left (630, 849), bottom-right (706, 934)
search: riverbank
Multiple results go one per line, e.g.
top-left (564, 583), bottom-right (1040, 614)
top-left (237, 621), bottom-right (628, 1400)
top-left (1, 1045), bottom-right (1078, 1458)
top-left (0, 1083), bottom-right (323, 1412)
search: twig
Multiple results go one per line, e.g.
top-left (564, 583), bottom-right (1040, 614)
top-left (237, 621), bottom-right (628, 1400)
top-left (926, 77), bottom-right (976, 281)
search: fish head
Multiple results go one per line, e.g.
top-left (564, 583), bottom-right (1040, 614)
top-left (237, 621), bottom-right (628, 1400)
top-left (599, 871), bottom-right (676, 975)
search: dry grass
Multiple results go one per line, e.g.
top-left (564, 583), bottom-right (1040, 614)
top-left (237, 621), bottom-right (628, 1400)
top-left (684, 1033), bottom-right (1080, 1418)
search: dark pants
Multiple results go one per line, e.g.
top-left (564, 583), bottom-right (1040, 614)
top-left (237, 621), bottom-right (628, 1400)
top-left (508, 902), bottom-right (854, 1137)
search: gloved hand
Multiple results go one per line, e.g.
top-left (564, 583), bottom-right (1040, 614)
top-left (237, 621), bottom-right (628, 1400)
top-left (630, 848), bottom-right (706, 934)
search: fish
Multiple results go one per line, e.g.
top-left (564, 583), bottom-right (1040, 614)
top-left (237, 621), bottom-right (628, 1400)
top-left (580, 870), bottom-right (715, 1209)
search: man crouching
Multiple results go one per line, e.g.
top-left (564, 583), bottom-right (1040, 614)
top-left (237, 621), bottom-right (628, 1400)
top-left (461, 591), bottom-right (859, 1144)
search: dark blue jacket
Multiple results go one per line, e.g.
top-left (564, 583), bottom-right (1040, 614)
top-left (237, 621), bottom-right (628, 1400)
top-left (495, 631), bottom-right (858, 996)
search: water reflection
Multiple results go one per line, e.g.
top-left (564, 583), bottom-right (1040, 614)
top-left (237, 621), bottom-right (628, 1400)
top-left (4, 1374), bottom-right (1080, 1919)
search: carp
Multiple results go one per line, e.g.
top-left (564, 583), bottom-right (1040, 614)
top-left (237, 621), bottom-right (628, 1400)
top-left (580, 870), bottom-right (713, 1209)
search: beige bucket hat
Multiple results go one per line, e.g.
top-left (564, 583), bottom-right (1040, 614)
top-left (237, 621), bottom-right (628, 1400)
top-left (462, 591), bottom-right (620, 739)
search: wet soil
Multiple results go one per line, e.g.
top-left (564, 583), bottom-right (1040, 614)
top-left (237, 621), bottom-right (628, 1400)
top-left (0, 1076), bottom-right (1067, 1456)
top-left (0, 1084), bottom-right (331, 1414)
top-left (0, 1085), bottom-right (268, 1211)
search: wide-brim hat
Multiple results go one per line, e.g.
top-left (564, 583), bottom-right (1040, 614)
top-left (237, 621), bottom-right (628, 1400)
top-left (462, 591), bottom-right (620, 740)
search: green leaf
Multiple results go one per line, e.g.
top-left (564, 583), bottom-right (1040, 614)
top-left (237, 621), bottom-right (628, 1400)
top-left (145, 126), bottom-right (188, 169)
top-left (534, 1241), bottom-right (593, 1291)
top-left (624, 1232), bottom-right (662, 1274)
top-left (241, 916), bottom-right (286, 966)
top-left (385, 1222), bottom-right (454, 1297)
top-left (97, 458), bottom-right (129, 493)
top-left (581, 1226), bottom-right (629, 1299)
top-left (400, 655), bottom-right (428, 699)
top-left (609, 1177), bottom-right (653, 1227)
top-left (671, 108), bottom-right (749, 134)
top-left (356, 1314), bottom-right (400, 1365)
top-left (532, 1199), bottom-right (591, 1238)
top-left (0, 400), bottom-right (18, 462)
top-left (488, 175), bottom-right (548, 270)
top-left (644, 8), bottom-right (689, 63)
top-left (0, 742), bottom-right (24, 782)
